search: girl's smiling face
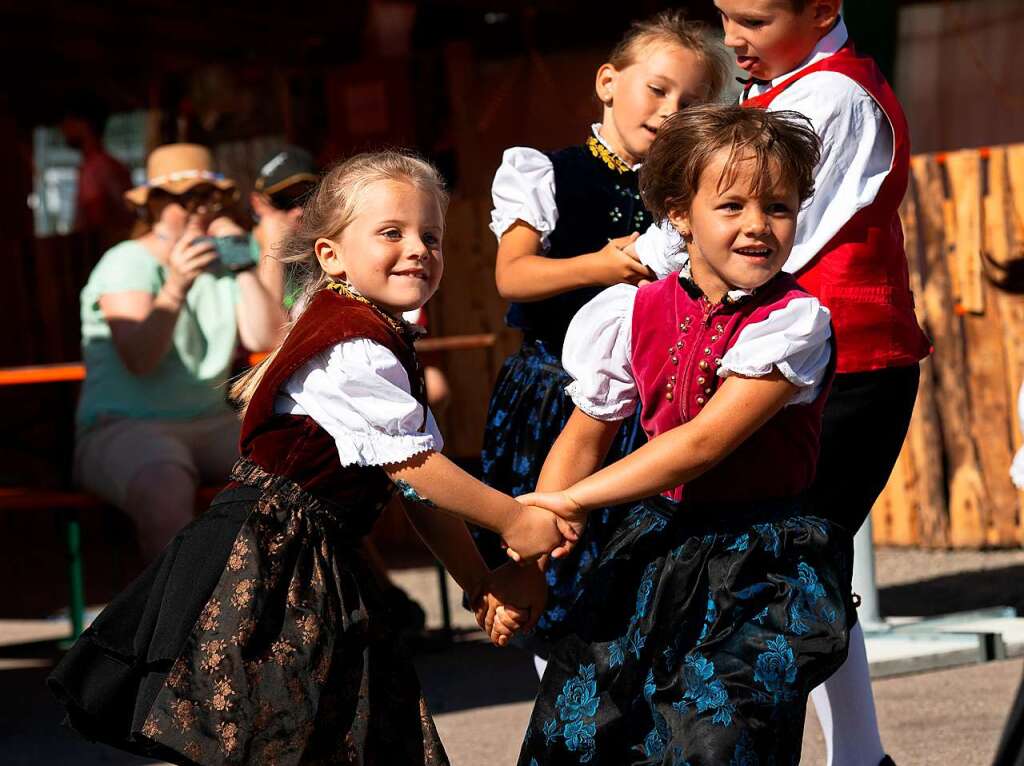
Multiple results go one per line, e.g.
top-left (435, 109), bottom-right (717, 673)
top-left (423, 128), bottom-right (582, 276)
top-left (597, 43), bottom-right (712, 166)
top-left (669, 147), bottom-right (799, 301)
top-left (314, 180), bottom-right (444, 316)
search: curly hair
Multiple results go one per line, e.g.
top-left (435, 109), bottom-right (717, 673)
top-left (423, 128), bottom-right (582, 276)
top-left (639, 104), bottom-right (821, 221)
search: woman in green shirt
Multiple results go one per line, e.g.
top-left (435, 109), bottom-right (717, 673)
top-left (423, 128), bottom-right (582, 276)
top-left (76, 143), bottom-right (288, 560)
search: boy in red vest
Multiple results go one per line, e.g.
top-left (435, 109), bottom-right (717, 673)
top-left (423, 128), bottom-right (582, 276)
top-left (636, 2), bottom-right (926, 765)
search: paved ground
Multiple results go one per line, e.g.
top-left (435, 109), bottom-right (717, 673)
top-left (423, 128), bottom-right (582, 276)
top-left (2, 548), bottom-right (1022, 764)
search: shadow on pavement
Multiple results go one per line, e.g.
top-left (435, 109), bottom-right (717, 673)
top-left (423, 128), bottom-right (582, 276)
top-left (0, 647), bottom-right (158, 765)
top-left (880, 563), bottom-right (1024, 617)
top-left (0, 633), bottom-right (538, 764)
top-left (415, 634), bottom-right (540, 715)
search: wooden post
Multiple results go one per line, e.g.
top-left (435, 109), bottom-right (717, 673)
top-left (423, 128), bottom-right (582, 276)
top-left (946, 150), bottom-right (986, 314)
top-left (873, 169), bottom-right (948, 547)
top-left (996, 145), bottom-right (1024, 544)
top-left (914, 155), bottom-right (989, 547)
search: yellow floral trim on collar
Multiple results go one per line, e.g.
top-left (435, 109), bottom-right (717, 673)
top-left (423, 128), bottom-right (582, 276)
top-left (325, 280), bottom-right (424, 339)
top-left (586, 135), bottom-right (633, 174)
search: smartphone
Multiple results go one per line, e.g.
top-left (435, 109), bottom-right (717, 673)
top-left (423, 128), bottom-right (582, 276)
top-left (192, 235), bottom-right (255, 273)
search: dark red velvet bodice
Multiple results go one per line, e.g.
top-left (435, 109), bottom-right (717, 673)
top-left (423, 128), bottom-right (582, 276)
top-left (630, 274), bottom-right (831, 503)
top-left (236, 289), bottom-right (426, 508)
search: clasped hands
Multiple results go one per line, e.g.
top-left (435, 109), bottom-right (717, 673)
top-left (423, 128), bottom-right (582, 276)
top-left (471, 490), bottom-right (588, 646)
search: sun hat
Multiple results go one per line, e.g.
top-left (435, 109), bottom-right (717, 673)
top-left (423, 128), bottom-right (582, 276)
top-left (125, 143), bottom-right (237, 207)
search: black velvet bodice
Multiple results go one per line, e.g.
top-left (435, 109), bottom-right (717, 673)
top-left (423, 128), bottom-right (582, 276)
top-left (505, 142), bottom-right (652, 354)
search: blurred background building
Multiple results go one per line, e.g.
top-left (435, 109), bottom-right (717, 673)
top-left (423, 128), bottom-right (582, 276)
top-left (1, 0), bottom-right (1023, 616)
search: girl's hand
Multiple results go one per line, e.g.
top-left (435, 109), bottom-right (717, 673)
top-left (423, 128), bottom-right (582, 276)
top-left (515, 490), bottom-right (588, 549)
top-left (619, 238), bottom-right (654, 288)
top-left (165, 219), bottom-right (218, 297)
top-left (583, 232), bottom-right (653, 287)
top-left (501, 504), bottom-right (571, 563)
top-left (472, 562), bottom-right (547, 646)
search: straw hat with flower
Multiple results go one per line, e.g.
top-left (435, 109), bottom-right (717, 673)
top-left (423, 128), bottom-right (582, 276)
top-left (125, 143), bottom-right (237, 207)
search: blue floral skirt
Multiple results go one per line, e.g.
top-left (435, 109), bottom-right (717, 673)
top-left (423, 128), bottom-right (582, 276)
top-left (518, 495), bottom-right (854, 766)
top-left (477, 338), bottom-right (646, 643)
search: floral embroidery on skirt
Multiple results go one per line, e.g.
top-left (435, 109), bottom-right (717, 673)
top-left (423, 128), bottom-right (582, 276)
top-left (48, 459), bottom-right (449, 765)
top-left (519, 496), bottom-right (854, 766)
top-left (477, 338), bottom-right (646, 643)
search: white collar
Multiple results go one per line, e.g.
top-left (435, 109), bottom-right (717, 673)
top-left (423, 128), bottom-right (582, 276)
top-left (677, 253), bottom-right (754, 304)
top-left (760, 17), bottom-right (849, 90)
top-left (590, 123), bottom-right (643, 172)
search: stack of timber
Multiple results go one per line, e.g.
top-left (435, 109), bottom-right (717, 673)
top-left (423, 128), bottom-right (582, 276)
top-left (872, 144), bottom-right (1024, 548)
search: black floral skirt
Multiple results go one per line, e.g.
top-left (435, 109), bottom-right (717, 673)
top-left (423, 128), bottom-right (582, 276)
top-left (477, 338), bottom-right (646, 644)
top-left (518, 495), bottom-right (855, 766)
top-left (48, 459), bottom-right (449, 766)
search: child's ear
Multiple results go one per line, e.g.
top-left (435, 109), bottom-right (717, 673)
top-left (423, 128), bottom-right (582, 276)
top-left (811, 0), bottom-right (841, 31)
top-left (314, 237), bottom-right (347, 278)
top-left (666, 208), bottom-right (692, 241)
top-left (595, 63), bottom-right (619, 106)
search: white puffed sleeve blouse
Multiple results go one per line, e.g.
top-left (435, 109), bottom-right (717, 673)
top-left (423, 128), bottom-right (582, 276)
top-left (489, 126), bottom-right (677, 281)
top-left (274, 339), bottom-right (443, 467)
top-left (563, 281), bottom-right (833, 419)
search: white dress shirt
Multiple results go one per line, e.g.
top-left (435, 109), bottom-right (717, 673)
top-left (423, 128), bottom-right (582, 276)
top-left (635, 17), bottom-right (895, 279)
top-left (274, 339), bottom-right (443, 467)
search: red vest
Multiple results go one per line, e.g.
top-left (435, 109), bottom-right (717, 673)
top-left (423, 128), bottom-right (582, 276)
top-left (236, 289), bottom-right (425, 512)
top-left (630, 274), bottom-right (832, 503)
top-left (743, 45), bottom-right (931, 373)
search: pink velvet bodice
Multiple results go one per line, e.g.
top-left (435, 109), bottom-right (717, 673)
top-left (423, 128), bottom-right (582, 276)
top-left (630, 274), bottom-right (832, 503)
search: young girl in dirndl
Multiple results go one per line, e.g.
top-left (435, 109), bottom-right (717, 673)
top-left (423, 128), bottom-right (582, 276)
top-left (48, 151), bottom-right (569, 766)
top-left (508, 105), bottom-right (855, 765)
top-left (478, 12), bottom-right (730, 663)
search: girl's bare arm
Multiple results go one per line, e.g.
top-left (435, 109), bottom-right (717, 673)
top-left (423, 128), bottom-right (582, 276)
top-left (520, 371), bottom-right (798, 514)
top-left (384, 451), bottom-right (570, 562)
top-left (495, 224), bottom-right (649, 302)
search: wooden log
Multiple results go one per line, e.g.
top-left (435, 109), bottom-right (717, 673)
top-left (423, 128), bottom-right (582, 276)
top-left (878, 170), bottom-right (948, 546)
top-left (985, 147), bottom-right (1014, 269)
top-left (872, 166), bottom-right (949, 547)
top-left (947, 148), bottom-right (1018, 546)
top-left (984, 149), bottom-right (1024, 543)
top-left (1008, 144), bottom-right (1024, 251)
top-left (873, 184), bottom-right (922, 546)
top-left (997, 145), bottom-right (1024, 544)
top-left (946, 149), bottom-right (985, 314)
top-left (913, 155), bottom-right (988, 547)
top-left (906, 172), bottom-right (949, 546)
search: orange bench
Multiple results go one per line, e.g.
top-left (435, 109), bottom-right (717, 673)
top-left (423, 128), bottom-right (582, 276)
top-left (0, 333), bottom-right (497, 643)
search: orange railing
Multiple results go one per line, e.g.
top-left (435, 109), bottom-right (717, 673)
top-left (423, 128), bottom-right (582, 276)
top-left (0, 334), bottom-right (497, 387)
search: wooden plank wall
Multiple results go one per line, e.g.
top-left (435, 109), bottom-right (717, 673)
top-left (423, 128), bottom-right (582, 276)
top-left (872, 144), bottom-right (1024, 548)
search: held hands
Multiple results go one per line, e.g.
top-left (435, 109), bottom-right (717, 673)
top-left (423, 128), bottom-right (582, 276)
top-left (472, 561), bottom-right (548, 647)
top-left (501, 503), bottom-right (581, 564)
top-left (506, 491), bottom-right (589, 563)
top-left (585, 232), bottom-right (654, 287)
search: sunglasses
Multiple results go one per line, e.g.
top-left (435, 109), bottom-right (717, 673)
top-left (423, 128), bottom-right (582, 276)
top-left (150, 185), bottom-right (230, 215)
top-left (268, 181), bottom-right (315, 211)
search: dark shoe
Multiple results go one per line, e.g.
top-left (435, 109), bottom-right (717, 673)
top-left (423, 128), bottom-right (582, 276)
top-left (880, 757), bottom-right (896, 766)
